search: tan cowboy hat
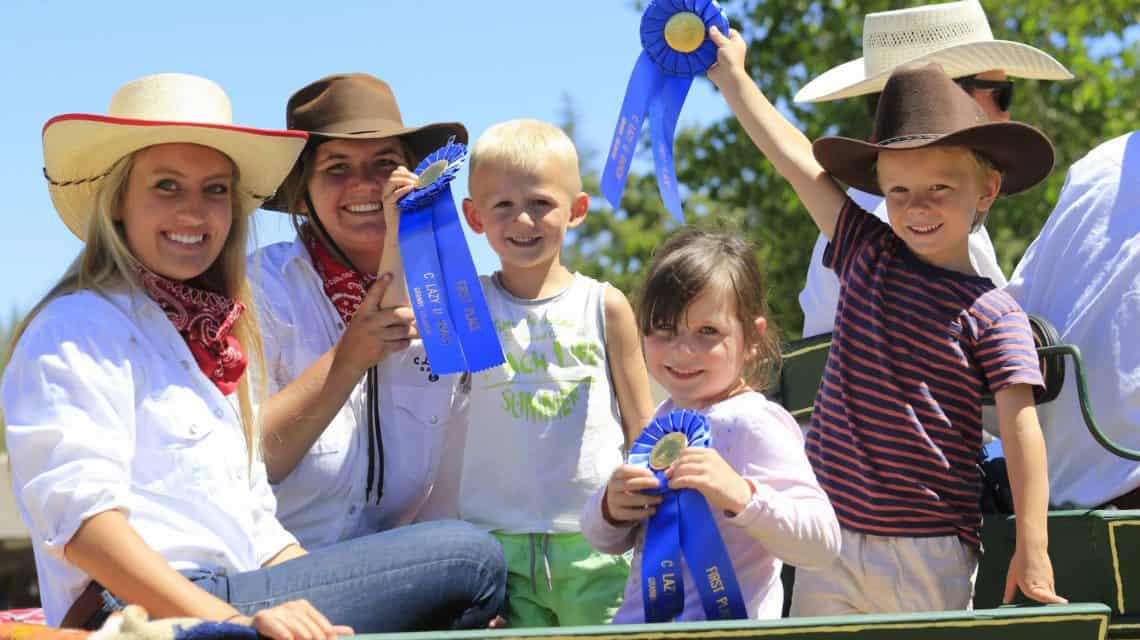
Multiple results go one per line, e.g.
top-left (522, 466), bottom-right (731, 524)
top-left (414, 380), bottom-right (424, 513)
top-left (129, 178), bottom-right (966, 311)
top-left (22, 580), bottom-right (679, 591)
top-left (263, 73), bottom-right (467, 213)
top-left (813, 63), bottom-right (1054, 196)
top-left (42, 73), bottom-right (308, 239)
top-left (794, 0), bottom-right (1072, 104)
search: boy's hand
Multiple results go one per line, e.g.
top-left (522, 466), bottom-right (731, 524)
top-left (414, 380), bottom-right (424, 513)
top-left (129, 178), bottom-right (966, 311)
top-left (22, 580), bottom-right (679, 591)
top-left (665, 448), bottom-right (752, 515)
top-left (381, 166), bottom-right (419, 238)
top-left (1004, 544), bottom-right (1067, 605)
top-left (603, 465), bottom-right (662, 525)
top-left (706, 26), bottom-right (749, 90)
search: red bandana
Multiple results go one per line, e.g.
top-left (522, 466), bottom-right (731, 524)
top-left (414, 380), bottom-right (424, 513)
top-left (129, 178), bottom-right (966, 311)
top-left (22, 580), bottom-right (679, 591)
top-left (304, 228), bottom-right (376, 325)
top-left (138, 268), bottom-right (248, 395)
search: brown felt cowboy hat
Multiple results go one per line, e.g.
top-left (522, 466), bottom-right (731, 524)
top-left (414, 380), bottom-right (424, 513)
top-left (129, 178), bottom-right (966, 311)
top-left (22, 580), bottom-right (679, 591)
top-left (812, 63), bottom-right (1054, 196)
top-left (43, 73), bottom-right (308, 238)
top-left (263, 73), bottom-right (467, 213)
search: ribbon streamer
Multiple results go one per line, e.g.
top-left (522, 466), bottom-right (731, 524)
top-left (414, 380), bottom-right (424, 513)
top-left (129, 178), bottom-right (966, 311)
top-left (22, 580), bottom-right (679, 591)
top-left (601, 0), bottom-right (728, 223)
top-left (629, 409), bottom-right (747, 622)
top-left (398, 140), bottom-right (505, 374)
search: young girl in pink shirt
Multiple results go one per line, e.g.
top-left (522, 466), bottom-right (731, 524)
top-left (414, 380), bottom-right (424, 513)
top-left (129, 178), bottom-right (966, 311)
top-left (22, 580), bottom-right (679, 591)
top-left (580, 229), bottom-right (841, 621)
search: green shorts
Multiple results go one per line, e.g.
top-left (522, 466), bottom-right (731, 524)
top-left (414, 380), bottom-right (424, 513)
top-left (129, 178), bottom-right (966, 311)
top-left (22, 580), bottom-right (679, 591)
top-left (492, 531), bottom-right (629, 627)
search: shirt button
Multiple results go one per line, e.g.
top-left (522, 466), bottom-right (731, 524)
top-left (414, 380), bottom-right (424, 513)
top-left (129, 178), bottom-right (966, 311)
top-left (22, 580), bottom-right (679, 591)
top-left (430, 416), bottom-right (439, 425)
top-left (336, 322), bottom-right (345, 331)
top-left (214, 408), bottom-right (224, 418)
top-left (181, 360), bottom-right (191, 370)
top-left (349, 505), bottom-right (358, 515)
top-left (189, 424), bottom-right (200, 436)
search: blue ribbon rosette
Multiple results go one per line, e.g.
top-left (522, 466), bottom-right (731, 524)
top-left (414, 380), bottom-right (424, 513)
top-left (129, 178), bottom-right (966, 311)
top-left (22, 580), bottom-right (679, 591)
top-left (397, 140), bottom-right (504, 375)
top-left (628, 409), bottom-right (747, 622)
top-left (601, 0), bottom-right (729, 223)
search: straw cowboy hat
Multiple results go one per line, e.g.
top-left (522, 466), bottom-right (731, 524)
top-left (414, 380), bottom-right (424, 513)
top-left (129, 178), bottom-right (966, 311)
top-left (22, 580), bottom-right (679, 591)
top-left (813, 63), bottom-right (1054, 196)
top-left (794, 0), bottom-right (1072, 104)
top-left (263, 73), bottom-right (467, 213)
top-left (42, 73), bottom-right (308, 239)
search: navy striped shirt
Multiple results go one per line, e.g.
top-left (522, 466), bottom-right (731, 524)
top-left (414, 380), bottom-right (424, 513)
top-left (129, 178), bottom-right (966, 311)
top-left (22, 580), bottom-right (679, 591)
top-left (806, 199), bottom-right (1043, 547)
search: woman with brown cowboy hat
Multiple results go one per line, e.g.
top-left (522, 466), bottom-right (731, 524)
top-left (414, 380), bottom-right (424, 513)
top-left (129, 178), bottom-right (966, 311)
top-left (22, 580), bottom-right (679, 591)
top-left (3, 73), bottom-right (504, 635)
top-left (251, 73), bottom-right (475, 547)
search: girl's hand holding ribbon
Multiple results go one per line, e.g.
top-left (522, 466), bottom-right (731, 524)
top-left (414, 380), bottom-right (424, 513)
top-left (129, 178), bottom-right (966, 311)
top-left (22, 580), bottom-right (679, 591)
top-left (664, 447), bottom-right (753, 516)
top-left (602, 464), bottom-right (663, 525)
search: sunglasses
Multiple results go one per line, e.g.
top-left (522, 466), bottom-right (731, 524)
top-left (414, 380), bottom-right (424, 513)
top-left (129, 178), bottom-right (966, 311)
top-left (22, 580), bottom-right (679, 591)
top-left (955, 76), bottom-right (1015, 112)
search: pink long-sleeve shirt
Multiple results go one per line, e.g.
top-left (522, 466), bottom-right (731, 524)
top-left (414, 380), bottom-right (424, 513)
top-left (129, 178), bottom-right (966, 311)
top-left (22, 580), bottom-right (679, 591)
top-left (580, 391), bottom-right (841, 622)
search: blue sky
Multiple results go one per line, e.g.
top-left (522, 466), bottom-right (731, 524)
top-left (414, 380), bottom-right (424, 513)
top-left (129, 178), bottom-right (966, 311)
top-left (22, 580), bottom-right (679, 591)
top-left (0, 0), bottom-right (732, 314)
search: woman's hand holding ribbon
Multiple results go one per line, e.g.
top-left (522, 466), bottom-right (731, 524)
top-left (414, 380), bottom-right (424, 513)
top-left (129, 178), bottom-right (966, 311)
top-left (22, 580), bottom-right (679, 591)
top-left (381, 166), bottom-right (418, 238)
top-left (377, 166), bottom-right (417, 308)
top-left (603, 464), bottom-right (663, 525)
top-left (333, 274), bottom-right (418, 377)
top-left (664, 448), bottom-right (752, 516)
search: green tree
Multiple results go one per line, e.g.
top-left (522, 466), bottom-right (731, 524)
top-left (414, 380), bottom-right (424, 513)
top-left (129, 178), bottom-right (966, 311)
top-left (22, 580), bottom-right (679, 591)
top-left (568, 0), bottom-right (1138, 339)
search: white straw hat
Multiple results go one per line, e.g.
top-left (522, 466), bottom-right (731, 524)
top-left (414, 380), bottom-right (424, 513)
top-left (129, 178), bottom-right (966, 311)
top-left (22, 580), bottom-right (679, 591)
top-left (794, 0), bottom-right (1073, 104)
top-left (43, 73), bottom-right (308, 238)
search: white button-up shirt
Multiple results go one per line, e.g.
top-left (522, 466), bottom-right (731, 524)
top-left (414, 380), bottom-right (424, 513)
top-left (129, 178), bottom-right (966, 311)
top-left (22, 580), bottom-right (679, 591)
top-left (2, 286), bottom-right (296, 626)
top-left (250, 238), bottom-right (468, 549)
top-left (1006, 131), bottom-right (1140, 507)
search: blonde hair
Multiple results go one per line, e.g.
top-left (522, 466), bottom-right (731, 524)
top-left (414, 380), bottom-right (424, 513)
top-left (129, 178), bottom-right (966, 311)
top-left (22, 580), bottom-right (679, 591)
top-left (13, 147), bottom-right (266, 462)
top-left (469, 119), bottom-right (582, 195)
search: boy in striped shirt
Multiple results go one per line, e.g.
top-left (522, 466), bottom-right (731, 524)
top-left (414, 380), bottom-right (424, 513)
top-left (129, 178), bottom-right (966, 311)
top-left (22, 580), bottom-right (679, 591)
top-left (708, 26), bottom-right (1064, 614)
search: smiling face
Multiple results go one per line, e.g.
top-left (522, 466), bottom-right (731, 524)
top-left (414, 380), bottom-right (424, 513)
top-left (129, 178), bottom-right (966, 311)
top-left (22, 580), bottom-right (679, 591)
top-left (117, 143), bottom-right (234, 282)
top-left (463, 157), bottom-right (587, 280)
top-left (305, 137), bottom-right (408, 272)
top-left (877, 145), bottom-right (1001, 273)
top-left (643, 285), bottom-right (764, 410)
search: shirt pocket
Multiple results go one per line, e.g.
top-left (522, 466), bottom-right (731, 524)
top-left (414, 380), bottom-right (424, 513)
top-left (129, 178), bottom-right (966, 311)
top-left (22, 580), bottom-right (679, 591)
top-left (391, 382), bottom-right (454, 428)
top-left (135, 389), bottom-right (226, 492)
top-left (389, 383), bottom-right (454, 483)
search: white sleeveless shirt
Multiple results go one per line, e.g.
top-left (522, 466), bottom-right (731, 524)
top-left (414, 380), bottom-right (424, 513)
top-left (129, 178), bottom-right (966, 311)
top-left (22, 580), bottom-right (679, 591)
top-left (459, 273), bottom-right (625, 533)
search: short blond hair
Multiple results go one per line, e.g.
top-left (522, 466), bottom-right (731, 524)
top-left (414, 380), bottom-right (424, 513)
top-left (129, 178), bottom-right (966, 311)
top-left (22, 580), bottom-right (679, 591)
top-left (469, 119), bottom-right (582, 195)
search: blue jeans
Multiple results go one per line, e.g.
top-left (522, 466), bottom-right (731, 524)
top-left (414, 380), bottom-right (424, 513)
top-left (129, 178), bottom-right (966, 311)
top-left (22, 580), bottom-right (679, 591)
top-left (94, 521), bottom-right (505, 632)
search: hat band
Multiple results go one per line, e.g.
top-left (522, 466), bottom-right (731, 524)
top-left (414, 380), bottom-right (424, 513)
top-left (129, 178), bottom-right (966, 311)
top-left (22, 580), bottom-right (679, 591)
top-left (44, 166), bottom-right (272, 201)
top-left (876, 133), bottom-right (942, 146)
top-left (43, 166), bottom-right (114, 187)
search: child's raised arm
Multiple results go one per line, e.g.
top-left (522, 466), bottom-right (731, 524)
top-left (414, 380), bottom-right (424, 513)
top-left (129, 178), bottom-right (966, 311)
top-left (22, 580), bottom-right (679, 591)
top-left (707, 26), bottom-right (846, 239)
top-left (994, 384), bottom-right (1066, 605)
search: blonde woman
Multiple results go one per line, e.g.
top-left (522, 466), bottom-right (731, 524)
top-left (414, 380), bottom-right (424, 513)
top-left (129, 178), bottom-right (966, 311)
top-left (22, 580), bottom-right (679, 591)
top-left (3, 73), bottom-right (505, 635)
